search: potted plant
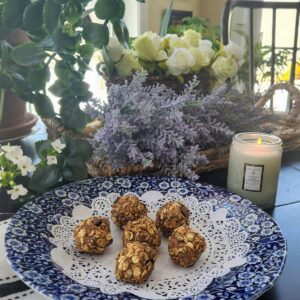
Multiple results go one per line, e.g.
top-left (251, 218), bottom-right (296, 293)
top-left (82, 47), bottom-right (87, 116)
top-left (0, 29), bottom-right (38, 140)
top-left (0, 0), bottom-right (143, 136)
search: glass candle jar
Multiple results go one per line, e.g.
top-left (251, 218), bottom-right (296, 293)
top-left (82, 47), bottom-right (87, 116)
top-left (227, 132), bottom-right (282, 209)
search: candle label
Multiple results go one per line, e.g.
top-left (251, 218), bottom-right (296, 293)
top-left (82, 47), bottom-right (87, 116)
top-left (242, 163), bottom-right (264, 192)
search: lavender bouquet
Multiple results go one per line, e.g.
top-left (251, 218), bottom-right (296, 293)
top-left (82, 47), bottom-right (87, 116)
top-left (92, 72), bottom-right (272, 179)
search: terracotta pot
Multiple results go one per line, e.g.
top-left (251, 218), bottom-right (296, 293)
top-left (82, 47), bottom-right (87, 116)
top-left (0, 91), bottom-right (37, 140)
top-left (0, 30), bottom-right (37, 141)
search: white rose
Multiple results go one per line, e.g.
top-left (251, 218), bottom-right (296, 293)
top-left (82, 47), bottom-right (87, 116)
top-left (107, 37), bottom-right (123, 63)
top-left (211, 56), bottom-right (239, 81)
top-left (199, 40), bottom-right (215, 59)
top-left (116, 50), bottom-right (142, 77)
top-left (224, 41), bottom-right (244, 65)
top-left (182, 29), bottom-right (202, 47)
top-left (189, 47), bottom-right (212, 72)
top-left (168, 36), bottom-right (189, 53)
top-left (133, 31), bottom-right (162, 61)
top-left (166, 48), bottom-right (195, 76)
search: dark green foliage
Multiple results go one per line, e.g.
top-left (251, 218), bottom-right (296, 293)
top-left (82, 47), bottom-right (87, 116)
top-left (29, 138), bottom-right (93, 193)
top-left (23, 0), bottom-right (45, 34)
top-left (168, 16), bottom-right (221, 41)
top-left (82, 23), bottom-right (109, 48)
top-left (43, 0), bottom-right (62, 34)
top-left (0, 0), bottom-right (141, 132)
top-left (11, 43), bottom-right (46, 66)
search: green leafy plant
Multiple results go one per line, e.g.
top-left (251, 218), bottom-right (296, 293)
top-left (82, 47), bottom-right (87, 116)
top-left (0, 138), bottom-right (93, 202)
top-left (168, 16), bottom-right (221, 42)
top-left (233, 24), bottom-right (291, 90)
top-left (0, 0), bottom-right (144, 132)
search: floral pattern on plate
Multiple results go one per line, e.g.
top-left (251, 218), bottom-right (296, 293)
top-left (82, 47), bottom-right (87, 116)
top-left (5, 176), bottom-right (287, 300)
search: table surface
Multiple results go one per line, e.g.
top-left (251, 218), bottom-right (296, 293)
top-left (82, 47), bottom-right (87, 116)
top-left (0, 122), bottom-right (299, 300)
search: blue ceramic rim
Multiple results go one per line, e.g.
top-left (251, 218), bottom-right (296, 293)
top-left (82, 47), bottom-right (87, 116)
top-left (4, 175), bottom-right (287, 300)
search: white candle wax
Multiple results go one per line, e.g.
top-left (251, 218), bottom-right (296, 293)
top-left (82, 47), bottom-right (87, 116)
top-left (227, 132), bottom-right (282, 209)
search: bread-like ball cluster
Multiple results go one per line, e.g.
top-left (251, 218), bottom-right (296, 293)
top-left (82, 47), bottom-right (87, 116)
top-left (74, 216), bottom-right (113, 254)
top-left (123, 216), bottom-right (161, 249)
top-left (111, 195), bottom-right (147, 229)
top-left (115, 242), bottom-right (157, 284)
top-left (156, 201), bottom-right (190, 237)
top-left (168, 225), bottom-right (206, 267)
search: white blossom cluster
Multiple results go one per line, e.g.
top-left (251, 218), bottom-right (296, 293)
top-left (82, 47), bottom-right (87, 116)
top-left (0, 139), bottom-right (65, 200)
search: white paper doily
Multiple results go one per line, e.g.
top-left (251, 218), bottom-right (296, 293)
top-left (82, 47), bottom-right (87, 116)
top-left (49, 191), bottom-right (249, 299)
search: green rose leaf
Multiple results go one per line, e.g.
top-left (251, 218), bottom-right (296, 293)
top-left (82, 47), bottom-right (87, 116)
top-left (2, 0), bottom-right (30, 28)
top-left (82, 23), bottom-right (109, 48)
top-left (60, 103), bottom-right (90, 132)
top-left (29, 165), bottom-right (60, 193)
top-left (94, 0), bottom-right (124, 20)
top-left (23, 0), bottom-right (45, 34)
top-left (11, 43), bottom-right (46, 66)
top-left (0, 72), bottom-right (13, 89)
top-left (61, 156), bottom-right (88, 181)
top-left (35, 140), bottom-right (52, 159)
top-left (33, 94), bottom-right (56, 118)
top-left (43, 0), bottom-right (62, 35)
top-left (27, 68), bottom-right (50, 91)
top-left (69, 138), bottom-right (93, 161)
top-left (111, 19), bottom-right (129, 48)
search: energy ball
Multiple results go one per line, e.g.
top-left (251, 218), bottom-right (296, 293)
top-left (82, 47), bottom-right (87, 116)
top-left (111, 195), bottom-right (147, 229)
top-left (74, 216), bottom-right (113, 254)
top-left (115, 242), bottom-right (157, 284)
top-left (123, 216), bottom-right (161, 249)
top-left (168, 225), bottom-right (206, 267)
top-left (156, 201), bottom-right (190, 237)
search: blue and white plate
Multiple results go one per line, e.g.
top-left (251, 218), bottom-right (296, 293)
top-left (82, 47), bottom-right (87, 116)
top-left (5, 176), bottom-right (287, 300)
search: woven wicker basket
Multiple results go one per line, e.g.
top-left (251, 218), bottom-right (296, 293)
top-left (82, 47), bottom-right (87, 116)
top-left (44, 82), bottom-right (300, 177)
top-left (99, 68), bottom-right (213, 96)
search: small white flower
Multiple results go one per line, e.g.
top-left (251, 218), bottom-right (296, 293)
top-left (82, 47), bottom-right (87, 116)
top-left (2, 144), bottom-right (22, 153)
top-left (4, 146), bottom-right (24, 164)
top-left (17, 156), bottom-right (35, 176)
top-left (51, 139), bottom-right (66, 153)
top-left (47, 155), bottom-right (57, 166)
top-left (7, 184), bottom-right (28, 200)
